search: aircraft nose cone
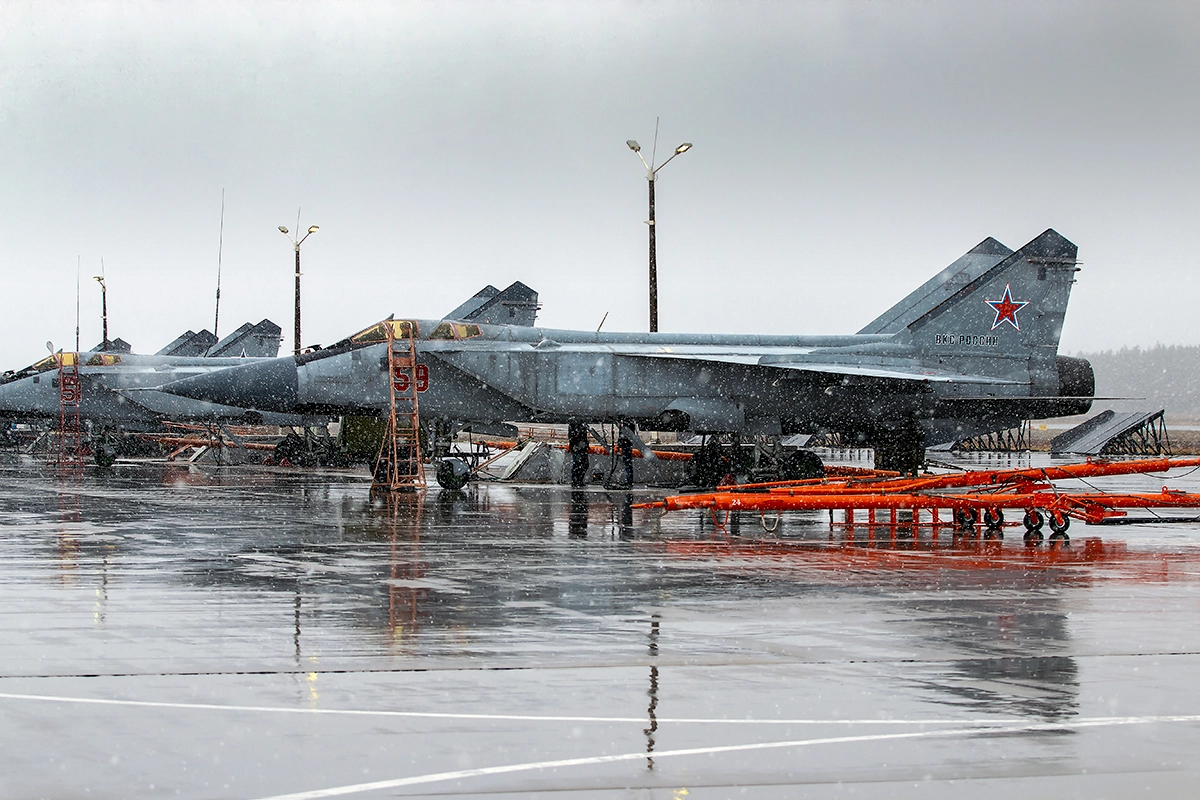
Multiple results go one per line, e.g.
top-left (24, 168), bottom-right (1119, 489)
top-left (159, 358), bottom-right (299, 412)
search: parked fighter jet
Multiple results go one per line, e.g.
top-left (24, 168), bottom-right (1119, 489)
top-left (158, 231), bottom-right (1094, 472)
top-left (0, 351), bottom-right (316, 427)
top-left (0, 320), bottom-right (302, 428)
top-left (0, 287), bottom-right (534, 432)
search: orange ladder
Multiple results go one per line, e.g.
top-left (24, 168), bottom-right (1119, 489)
top-left (57, 352), bottom-right (86, 471)
top-left (373, 321), bottom-right (425, 491)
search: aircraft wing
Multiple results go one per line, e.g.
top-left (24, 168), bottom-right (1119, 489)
top-left (629, 352), bottom-right (1021, 384)
top-left (759, 361), bottom-right (1020, 384)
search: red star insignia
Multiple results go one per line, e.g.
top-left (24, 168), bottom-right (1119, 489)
top-left (985, 283), bottom-right (1029, 330)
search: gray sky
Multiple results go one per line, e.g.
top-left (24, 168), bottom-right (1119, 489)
top-left (3, 1), bottom-right (1198, 364)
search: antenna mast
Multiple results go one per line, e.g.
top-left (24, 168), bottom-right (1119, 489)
top-left (214, 188), bottom-right (225, 340)
top-left (651, 116), bottom-right (660, 169)
top-left (75, 256), bottom-right (81, 354)
top-left (97, 258), bottom-right (108, 350)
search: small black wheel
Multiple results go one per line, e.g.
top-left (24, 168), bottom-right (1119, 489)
top-left (983, 508), bottom-right (1004, 528)
top-left (955, 508), bottom-right (978, 529)
top-left (435, 457), bottom-right (471, 490)
top-left (1048, 513), bottom-right (1071, 534)
top-left (93, 443), bottom-right (118, 468)
top-left (1023, 509), bottom-right (1045, 532)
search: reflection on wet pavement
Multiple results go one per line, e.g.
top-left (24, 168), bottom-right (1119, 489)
top-left (1, 454), bottom-right (1200, 797)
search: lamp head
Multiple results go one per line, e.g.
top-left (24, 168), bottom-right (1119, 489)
top-left (675, 143), bottom-right (693, 154)
top-left (278, 226), bottom-right (289, 235)
top-left (307, 225), bottom-right (319, 234)
top-left (626, 140), bottom-right (641, 152)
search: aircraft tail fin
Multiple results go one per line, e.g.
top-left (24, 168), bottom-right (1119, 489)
top-left (157, 330), bottom-right (218, 356)
top-left (445, 286), bottom-right (501, 322)
top-left (449, 281), bottom-right (539, 327)
top-left (90, 337), bottom-right (132, 354)
top-left (859, 237), bottom-right (1013, 334)
top-left (207, 319), bottom-right (283, 358)
top-left (901, 229), bottom-right (1079, 384)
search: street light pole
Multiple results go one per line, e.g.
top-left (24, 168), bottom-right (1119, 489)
top-left (627, 136), bottom-right (692, 333)
top-left (648, 177), bottom-right (656, 333)
top-left (294, 245), bottom-right (301, 356)
top-left (279, 223), bottom-right (319, 356)
top-left (92, 276), bottom-right (108, 351)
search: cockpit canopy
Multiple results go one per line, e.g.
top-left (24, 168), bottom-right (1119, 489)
top-left (29, 354), bottom-right (71, 372)
top-left (340, 319), bottom-right (483, 347)
top-left (347, 319), bottom-right (419, 345)
top-left (428, 321), bottom-right (483, 341)
top-left (300, 318), bottom-right (487, 366)
top-left (0, 350), bottom-right (123, 385)
top-left (20, 351), bottom-right (122, 375)
top-left (28, 352), bottom-right (126, 372)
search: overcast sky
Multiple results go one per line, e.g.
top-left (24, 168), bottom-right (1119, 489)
top-left (2, 1), bottom-right (1198, 364)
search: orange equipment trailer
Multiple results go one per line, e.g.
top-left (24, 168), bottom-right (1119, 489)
top-left (635, 456), bottom-right (1200, 538)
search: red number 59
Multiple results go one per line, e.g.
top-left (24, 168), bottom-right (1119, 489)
top-left (393, 363), bottom-right (429, 393)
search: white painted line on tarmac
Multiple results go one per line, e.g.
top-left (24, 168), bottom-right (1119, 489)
top-left (0, 691), bottom-right (1025, 725)
top-left (249, 714), bottom-right (1200, 800)
top-left (5, 692), bottom-right (1200, 799)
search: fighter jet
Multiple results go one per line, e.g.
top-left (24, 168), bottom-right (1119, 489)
top-left (0, 286), bottom-right (536, 432)
top-left (157, 230), bottom-right (1094, 472)
top-left (0, 352), bottom-right (318, 427)
top-left (0, 320), bottom-right (306, 428)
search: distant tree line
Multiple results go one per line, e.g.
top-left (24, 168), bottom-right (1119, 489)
top-left (1072, 344), bottom-right (1200, 419)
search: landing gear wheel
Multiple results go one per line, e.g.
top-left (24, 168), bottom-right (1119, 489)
top-left (954, 508), bottom-right (978, 530)
top-left (1023, 509), bottom-right (1045, 532)
top-left (435, 458), bottom-right (471, 490)
top-left (983, 508), bottom-right (1004, 529)
top-left (93, 442), bottom-right (118, 468)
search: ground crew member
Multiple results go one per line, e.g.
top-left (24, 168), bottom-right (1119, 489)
top-left (568, 421), bottom-right (590, 487)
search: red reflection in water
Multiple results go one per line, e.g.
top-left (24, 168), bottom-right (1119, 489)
top-left (662, 534), bottom-right (1199, 586)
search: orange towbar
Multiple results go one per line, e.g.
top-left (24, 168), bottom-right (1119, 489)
top-left (634, 456), bottom-right (1200, 526)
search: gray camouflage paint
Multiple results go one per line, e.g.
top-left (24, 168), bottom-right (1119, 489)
top-left (160, 230), bottom-right (1094, 453)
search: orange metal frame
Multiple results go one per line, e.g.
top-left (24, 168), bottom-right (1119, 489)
top-left (637, 456), bottom-right (1200, 526)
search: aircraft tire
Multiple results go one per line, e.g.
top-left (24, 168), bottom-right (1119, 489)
top-left (435, 458), bottom-right (471, 491)
top-left (93, 442), bottom-right (118, 468)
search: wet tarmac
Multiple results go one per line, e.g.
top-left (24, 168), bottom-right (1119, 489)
top-left (2, 452), bottom-right (1200, 798)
